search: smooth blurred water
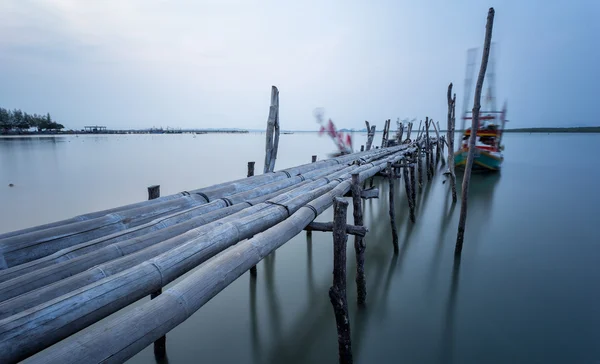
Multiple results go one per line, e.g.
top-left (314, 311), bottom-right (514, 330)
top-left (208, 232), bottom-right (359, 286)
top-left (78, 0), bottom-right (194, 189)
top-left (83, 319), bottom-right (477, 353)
top-left (1, 132), bottom-right (599, 364)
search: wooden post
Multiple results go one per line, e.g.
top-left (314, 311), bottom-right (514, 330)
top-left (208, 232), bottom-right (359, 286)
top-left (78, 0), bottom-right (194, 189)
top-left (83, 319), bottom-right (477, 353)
top-left (406, 122), bottom-right (413, 142)
top-left (417, 144), bottom-right (423, 188)
top-left (329, 198), bottom-right (353, 364)
top-left (264, 86), bottom-right (280, 173)
top-left (365, 121), bottom-right (375, 151)
top-left (395, 120), bottom-right (403, 145)
top-left (351, 174), bottom-right (366, 305)
top-left (402, 163), bottom-right (415, 223)
top-left (425, 117), bottom-right (433, 181)
top-left (410, 157), bottom-right (417, 215)
top-left (456, 7), bottom-right (495, 256)
top-left (360, 145), bottom-right (364, 152)
top-left (147, 185), bottom-right (160, 200)
top-left (387, 162), bottom-right (399, 253)
top-left (447, 83), bottom-right (458, 203)
top-left (432, 120), bottom-right (442, 166)
top-left (147, 185), bottom-right (166, 358)
top-left (381, 119), bottom-right (390, 148)
top-left (248, 162), bottom-right (258, 276)
top-left (312, 155), bottom-right (317, 163)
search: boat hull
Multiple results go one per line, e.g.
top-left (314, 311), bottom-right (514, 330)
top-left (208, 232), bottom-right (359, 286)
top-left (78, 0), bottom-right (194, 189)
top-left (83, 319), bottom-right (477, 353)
top-left (454, 148), bottom-right (503, 171)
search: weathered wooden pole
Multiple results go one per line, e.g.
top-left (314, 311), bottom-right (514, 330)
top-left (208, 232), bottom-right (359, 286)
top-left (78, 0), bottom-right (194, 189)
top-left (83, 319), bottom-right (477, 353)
top-left (425, 117), bottom-right (434, 180)
top-left (402, 161), bottom-right (415, 223)
top-left (147, 185), bottom-right (166, 358)
top-left (360, 145), bottom-right (364, 152)
top-left (410, 160), bottom-right (417, 212)
top-left (329, 198), bottom-right (353, 364)
top-left (264, 86), bottom-right (280, 173)
top-left (312, 155), bottom-right (317, 163)
top-left (396, 120), bottom-right (404, 145)
top-left (447, 83), bottom-right (458, 203)
top-left (365, 121), bottom-right (375, 151)
top-left (248, 162), bottom-right (258, 277)
top-left (417, 144), bottom-right (423, 188)
top-left (381, 119), bottom-right (391, 148)
top-left (456, 7), bottom-right (495, 256)
top-left (406, 122), bottom-right (413, 142)
top-left (432, 120), bottom-right (442, 166)
top-left (351, 174), bottom-right (366, 305)
top-left (387, 162), bottom-right (399, 253)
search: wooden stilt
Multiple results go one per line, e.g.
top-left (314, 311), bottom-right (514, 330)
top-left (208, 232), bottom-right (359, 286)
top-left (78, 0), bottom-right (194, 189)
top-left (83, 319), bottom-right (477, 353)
top-left (329, 198), bottom-right (353, 364)
top-left (402, 162), bottom-right (415, 223)
top-left (447, 84), bottom-right (458, 203)
top-left (417, 144), bottom-right (423, 188)
top-left (248, 162), bottom-right (258, 276)
top-left (456, 7), bottom-right (495, 256)
top-left (410, 161), bottom-right (417, 219)
top-left (312, 155), bottom-right (317, 163)
top-left (387, 162), bottom-right (399, 253)
top-left (351, 174), bottom-right (366, 305)
top-left (147, 185), bottom-right (166, 358)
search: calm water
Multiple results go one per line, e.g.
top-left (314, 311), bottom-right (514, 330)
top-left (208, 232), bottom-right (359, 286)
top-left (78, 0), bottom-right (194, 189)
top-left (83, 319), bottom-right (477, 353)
top-left (1, 133), bottom-right (599, 364)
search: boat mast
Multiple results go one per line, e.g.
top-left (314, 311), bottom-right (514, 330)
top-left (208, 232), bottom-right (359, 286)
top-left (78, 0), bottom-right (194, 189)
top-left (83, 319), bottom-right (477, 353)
top-left (460, 48), bottom-right (478, 133)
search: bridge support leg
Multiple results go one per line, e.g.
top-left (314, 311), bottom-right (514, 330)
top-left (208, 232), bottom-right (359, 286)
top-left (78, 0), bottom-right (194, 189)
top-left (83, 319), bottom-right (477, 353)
top-left (147, 185), bottom-right (166, 358)
top-left (329, 198), bottom-right (353, 364)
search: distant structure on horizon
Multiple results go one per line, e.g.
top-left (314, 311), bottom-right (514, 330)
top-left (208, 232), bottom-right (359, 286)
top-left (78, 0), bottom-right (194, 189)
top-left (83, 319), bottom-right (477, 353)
top-left (84, 125), bottom-right (107, 133)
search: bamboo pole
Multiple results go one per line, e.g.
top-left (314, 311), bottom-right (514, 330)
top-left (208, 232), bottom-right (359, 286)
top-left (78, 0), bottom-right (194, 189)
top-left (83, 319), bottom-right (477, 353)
top-left (330, 198), bottom-right (353, 364)
top-left (351, 173), bottom-right (366, 305)
top-left (456, 7), bottom-right (495, 255)
top-left (0, 149), bottom-right (416, 362)
top-left (387, 162), bottom-right (399, 253)
top-left (447, 84), bottom-right (458, 203)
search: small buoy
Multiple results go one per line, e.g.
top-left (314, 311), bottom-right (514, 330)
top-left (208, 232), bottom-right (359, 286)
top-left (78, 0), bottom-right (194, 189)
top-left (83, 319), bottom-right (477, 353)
top-left (8, 183), bottom-right (14, 187)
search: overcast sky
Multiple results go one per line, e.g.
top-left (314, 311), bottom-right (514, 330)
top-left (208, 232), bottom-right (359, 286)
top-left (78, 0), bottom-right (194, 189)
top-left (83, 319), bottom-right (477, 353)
top-left (0, 0), bottom-right (598, 130)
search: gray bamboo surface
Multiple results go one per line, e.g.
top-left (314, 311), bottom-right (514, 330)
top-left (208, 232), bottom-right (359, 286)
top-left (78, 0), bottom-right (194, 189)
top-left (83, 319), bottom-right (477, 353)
top-left (0, 145), bottom-right (420, 363)
top-left (20, 146), bottom-right (414, 364)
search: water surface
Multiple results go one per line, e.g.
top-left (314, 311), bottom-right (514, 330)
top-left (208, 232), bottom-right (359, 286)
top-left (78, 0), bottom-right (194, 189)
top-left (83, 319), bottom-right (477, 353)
top-left (1, 133), bottom-right (599, 364)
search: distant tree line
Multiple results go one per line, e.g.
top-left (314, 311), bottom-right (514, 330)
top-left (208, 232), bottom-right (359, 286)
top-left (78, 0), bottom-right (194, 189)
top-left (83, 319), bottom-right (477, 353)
top-left (0, 107), bottom-right (65, 132)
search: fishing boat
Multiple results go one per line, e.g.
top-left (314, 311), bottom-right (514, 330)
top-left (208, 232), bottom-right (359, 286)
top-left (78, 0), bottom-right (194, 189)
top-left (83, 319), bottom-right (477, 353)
top-left (454, 45), bottom-right (508, 172)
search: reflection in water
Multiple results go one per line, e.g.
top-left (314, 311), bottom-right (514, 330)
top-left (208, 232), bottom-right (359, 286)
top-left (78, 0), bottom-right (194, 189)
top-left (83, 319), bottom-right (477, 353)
top-left (306, 233), bottom-right (316, 298)
top-left (249, 275), bottom-right (262, 364)
top-left (440, 256), bottom-right (462, 364)
top-left (264, 254), bottom-right (282, 341)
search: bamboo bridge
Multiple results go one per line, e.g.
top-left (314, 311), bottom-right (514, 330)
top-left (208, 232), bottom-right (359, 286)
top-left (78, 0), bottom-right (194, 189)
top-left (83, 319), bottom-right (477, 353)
top-left (0, 117), bottom-right (449, 363)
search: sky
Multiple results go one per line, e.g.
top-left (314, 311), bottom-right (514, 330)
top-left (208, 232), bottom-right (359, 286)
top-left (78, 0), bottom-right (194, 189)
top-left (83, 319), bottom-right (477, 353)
top-left (0, 0), bottom-right (598, 131)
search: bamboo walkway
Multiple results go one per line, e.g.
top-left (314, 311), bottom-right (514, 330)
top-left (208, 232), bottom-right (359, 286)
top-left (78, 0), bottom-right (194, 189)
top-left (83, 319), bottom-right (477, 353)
top-left (0, 131), bottom-right (444, 363)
